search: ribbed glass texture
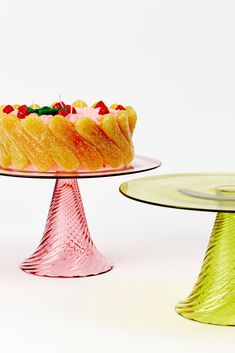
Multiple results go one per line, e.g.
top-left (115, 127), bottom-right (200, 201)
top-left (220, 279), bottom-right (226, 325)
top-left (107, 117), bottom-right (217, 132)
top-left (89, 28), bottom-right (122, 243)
top-left (120, 173), bottom-right (235, 325)
top-left (20, 179), bottom-right (112, 277)
top-left (176, 212), bottom-right (235, 325)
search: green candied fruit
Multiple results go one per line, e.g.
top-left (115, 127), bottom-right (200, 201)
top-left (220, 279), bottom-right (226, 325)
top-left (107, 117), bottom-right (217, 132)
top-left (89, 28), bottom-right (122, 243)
top-left (26, 106), bottom-right (60, 116)
top-left (38, 106), bottom-right (55, 115)
top-left (27, 106), bottom-right (35, 113)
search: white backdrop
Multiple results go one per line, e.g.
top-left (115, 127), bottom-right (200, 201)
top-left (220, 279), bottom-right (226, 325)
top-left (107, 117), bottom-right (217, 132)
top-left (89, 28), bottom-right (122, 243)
top-left (0, 1), bottom-right (235, 352)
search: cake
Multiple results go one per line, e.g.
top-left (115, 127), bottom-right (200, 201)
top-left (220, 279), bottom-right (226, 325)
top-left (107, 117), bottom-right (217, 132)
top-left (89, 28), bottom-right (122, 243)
top-left (0, 100), bottom-right (137, 172)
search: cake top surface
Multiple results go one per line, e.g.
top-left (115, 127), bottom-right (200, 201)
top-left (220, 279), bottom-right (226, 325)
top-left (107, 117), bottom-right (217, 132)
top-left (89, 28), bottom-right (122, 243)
top-left (0, 100), bottom-right (128, 122)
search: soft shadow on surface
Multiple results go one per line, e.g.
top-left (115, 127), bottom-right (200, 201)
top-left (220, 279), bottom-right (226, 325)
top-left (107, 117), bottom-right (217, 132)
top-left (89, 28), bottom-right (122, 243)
top-left (78, 277), bottom-right (235, 344)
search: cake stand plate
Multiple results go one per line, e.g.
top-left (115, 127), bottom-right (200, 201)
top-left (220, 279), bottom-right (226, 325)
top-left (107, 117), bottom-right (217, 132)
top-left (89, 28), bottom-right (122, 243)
top-left (120, 173), bottom-right (235, 326)
top-left (1, 156), bottom-right (161, 278)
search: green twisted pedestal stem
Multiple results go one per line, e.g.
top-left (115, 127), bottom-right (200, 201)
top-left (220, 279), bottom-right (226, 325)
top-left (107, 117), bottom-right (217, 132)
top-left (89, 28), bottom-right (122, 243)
top-left (176, 212), bottom-right (235, 326)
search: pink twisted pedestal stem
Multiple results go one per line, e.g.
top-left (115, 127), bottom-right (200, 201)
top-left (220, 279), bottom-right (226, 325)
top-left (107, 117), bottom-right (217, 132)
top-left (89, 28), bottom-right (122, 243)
top-left (20, 179), bottom-right (113, 277)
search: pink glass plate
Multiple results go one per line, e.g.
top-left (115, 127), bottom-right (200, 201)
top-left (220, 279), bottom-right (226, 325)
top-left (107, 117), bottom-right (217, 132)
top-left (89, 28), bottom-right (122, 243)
top-left (0, 155), bottom-right (161, 179)
top-left (2, 156), bottom-right (161, 278)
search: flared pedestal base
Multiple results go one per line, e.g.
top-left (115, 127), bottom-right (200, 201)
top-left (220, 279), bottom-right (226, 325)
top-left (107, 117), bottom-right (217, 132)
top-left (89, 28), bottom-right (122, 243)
top-left (176, 212), bottom-right (235, 326)
top-left (20, 179), bottom-right (112, 278)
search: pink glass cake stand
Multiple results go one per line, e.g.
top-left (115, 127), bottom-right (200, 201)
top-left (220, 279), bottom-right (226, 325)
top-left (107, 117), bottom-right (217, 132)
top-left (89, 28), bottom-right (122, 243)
top-left (0, 156), bottom-right (161, 278)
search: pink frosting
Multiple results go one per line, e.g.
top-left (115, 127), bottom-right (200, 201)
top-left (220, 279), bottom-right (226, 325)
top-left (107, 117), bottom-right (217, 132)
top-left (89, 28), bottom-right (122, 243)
top-left (12, 107), bottom-right (119, 125)
top-left (109, 108), bottom-right (118, 116)
top-left (40, 115), bottom-right (53, 123)
top-left (68, 107), bottom-right (100, 123)
top-left (68, 107), bottom-right (118, 123)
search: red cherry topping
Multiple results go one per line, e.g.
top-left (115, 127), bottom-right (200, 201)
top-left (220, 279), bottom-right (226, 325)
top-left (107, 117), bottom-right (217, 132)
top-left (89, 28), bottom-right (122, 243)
top-left (53, 101), bottom-right (66, 109)
top-left (94, 101), bottom-right (106, 108)
top-left (3, 105), bottom-right (14, 114)
top-left (58, 109), bottom-right (69, 117)
top-left (18, 104), bottom-right (28, 111)
top-left (116, 105), bottom-right (125, 111)
top-left (17, 105), bottom-right (30, 119)
top-left (94, 101), bottom-right (110, 114)
top-left (65, 105), bottom-right (76, 114)
top-left (17, 111), bottom-right (27, 119)
top-left (98, 105), bottom-right (110, 115)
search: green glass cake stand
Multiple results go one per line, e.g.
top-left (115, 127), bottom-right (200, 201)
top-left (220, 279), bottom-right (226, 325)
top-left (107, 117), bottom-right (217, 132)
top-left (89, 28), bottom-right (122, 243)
top-left (120, 173), bottom-right (235, 326)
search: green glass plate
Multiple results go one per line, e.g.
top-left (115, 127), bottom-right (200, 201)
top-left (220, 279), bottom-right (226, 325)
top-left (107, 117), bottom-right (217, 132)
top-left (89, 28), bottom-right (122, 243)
top-left (120, 173), bottom-right (235, 325)
top-left (120, 173), bottom-right (235, 212)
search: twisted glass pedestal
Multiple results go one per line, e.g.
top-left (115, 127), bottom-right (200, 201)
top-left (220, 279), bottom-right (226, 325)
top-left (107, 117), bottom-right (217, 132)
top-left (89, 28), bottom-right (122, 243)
top-left (0, 156), bottom-right (160, 278)
top-left (120, 173), bottom-right (235, 326)
top-left (21, 178), bottom-right (111, 278)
